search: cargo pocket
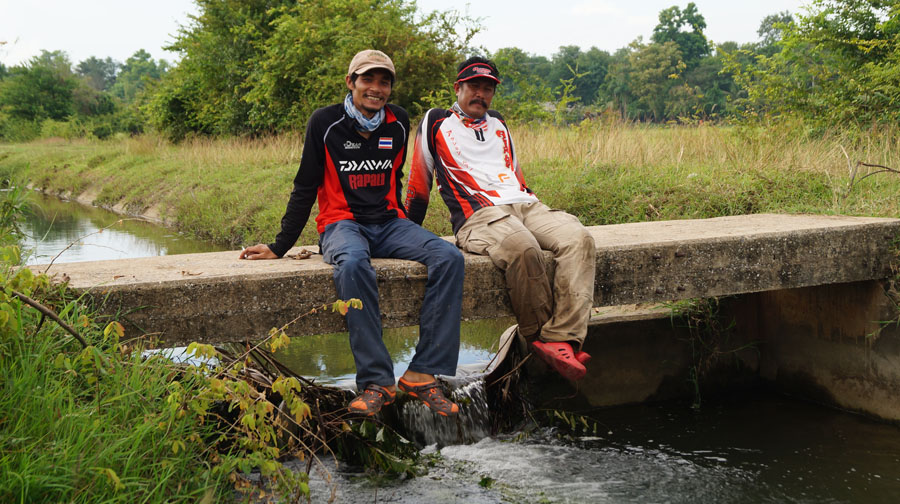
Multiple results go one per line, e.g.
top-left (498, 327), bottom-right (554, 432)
top-left (457, 213), bottom-right (510, 257)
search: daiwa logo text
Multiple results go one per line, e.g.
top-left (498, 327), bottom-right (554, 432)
top-left (338, 159), bottom-right (393, 172)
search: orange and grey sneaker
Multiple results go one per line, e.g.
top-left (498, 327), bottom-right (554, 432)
top-left (397, 377), bottom-right (459, 417)
top-left (347, 384), bottom-right (396, 416)
top-left (530, 341), bottom-right (587, 381)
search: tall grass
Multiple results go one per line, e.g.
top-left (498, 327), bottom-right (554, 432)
top-left (1, 121), bottom-right (898, 247)
top-left (0, 317), bottom-right (228, 502)
top-left (514, 121), bottom-right (900, 226)
top-left (0, 185), bottom-right (314, 502)
top-left (0, 186), bottom-right (223, 500)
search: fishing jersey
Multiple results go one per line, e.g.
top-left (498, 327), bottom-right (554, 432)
top-left (406, 108), bottom-right (538, 234)
top-left (268, 103), bottom-right (409, 257)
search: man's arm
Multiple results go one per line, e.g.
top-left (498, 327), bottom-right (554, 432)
top-left (405, 109), bottom-right (437, 225)
top-left (240, 111), bottom-right (325, 260)
top-left (390, 105), bottom-right (411, 215)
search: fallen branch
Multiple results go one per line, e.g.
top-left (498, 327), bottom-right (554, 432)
top-left (844, 152), bottom-right (900, 198)
top-left (854, 162), bottom-right (900, 183)
top-left (11, 290), bottom-right (88, 348)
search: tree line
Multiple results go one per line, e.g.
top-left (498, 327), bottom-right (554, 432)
top-left (0, 48), bottom-right (167, 141)
top-left (0, 0), bottom-right (896, 142)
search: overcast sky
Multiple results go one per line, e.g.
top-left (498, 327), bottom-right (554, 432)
top-left (1, 0), bottom-right (810, 67)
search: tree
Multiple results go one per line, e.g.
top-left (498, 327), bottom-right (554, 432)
top-left (575, 47), bottom-right (611, 104)
top-left (148, 0), bottom-right (478, 139)
top-left (148, 0), bottom-right (296, 138)
top-left (547, 45), bottom-right (610, 105)
top-left (549, 45), bottom-right (583, 90)
top-left (0, 51), bottom-right (77, 121)
top-left (71, 81), bottom-right (116, 117)
top-left (673, 42), bottom-right (747, 120)
top-left (600, 46), bottom-right (635, 119)
top-left (757, 10), bottom-right (795, 54)
top-left (76, 56), bottom-right (120, 91)
top-left (110, 49), bottom-right (167, 103)
top-left (651, 2), bottom-right (710, 68)
top-left (725, 0), bottom-right (900, 127)
top-left (488, 47), bottom-right (553, 122)
top-left (27, 50), bottom-right (73, 76)
top-left (626, 40), bottom-right (684, 121)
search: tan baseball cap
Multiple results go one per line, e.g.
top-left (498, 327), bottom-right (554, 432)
top-left (347, 49), bottom-right (396, 80)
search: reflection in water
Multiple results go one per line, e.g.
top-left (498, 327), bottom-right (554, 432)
top-left (21, 191), bottom-right (225, 265)
top-left (276, 317), bottom-right (515, 388)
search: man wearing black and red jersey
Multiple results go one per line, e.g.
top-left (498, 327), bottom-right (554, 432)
top-left (240, 50), bottom-right (463, 417)
top-left (406, 56), bottom-right (596, 382)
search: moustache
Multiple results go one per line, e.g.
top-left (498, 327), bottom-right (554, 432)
top-left (469, 98), bottom-right (488, 108)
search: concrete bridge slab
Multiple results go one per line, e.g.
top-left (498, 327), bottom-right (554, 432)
top-left (32, 213), bottom-right (900, 345)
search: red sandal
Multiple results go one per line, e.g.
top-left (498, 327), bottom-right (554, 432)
top-left (347, 384), bottom-right (396, 416)
top-left (530, 341), bottom-right (587, 381)
top-left (397, 377), bottom-right (459, 417)
top-left (575, 350), bottom-right (592, 365)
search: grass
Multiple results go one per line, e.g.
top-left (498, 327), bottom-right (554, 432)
top-left (0, 185), bottom-right (315, 502)
top-left (0, 186), bottom-right (228, 502)
top-left (0, 321), bottom-right (226, 502)
top-left (1, 121), bottom-right (899, 249)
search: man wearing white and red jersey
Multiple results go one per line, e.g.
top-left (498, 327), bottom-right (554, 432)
top-left (406, 56), bottom-right (596, 381)
top-left (241, 50), bottom-right (463, 417)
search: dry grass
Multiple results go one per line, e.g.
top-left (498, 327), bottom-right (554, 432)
top-left (2, 122), bottom-right (899, 245)
top-left (516, 121), bottom-right (899, 177)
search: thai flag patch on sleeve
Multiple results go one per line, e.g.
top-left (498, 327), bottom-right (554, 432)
top-left (378, 137), bottom-right (393, 149)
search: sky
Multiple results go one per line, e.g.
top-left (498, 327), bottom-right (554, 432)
top-left (0, 0), bottom-right (811, 68)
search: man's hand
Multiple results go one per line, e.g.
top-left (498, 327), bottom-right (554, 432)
top-left (239, 244), bottom-right (278, 260)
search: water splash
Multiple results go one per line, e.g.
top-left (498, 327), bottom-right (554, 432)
top-left (397, 325), bottom-right (520, 447)
top-left (400, 370), bottom-right (493, 447)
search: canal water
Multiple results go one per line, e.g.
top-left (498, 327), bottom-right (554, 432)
top-left (22, 192), bottom-right (900, 503)
top-left (301, 390), bottom-right (900, 503)
top-left (21, 191), bottom-right (224, 265)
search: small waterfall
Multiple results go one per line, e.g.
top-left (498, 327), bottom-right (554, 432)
top-left (399, 372), bottom-right (494, 447)
top-left (396, 324), bottom-right (520, 447)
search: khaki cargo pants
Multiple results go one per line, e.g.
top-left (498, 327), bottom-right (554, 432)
top-left (455, 202), bottom-right (596, 349)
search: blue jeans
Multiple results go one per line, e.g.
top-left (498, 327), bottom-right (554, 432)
top-left (319, 218), bottom-right (464, 390)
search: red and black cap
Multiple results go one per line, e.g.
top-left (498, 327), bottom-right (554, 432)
top-left (455, 62), bottom-right (500, 84)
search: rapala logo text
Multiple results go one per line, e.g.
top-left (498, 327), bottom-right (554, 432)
top-left (349, 172), bottom-right (385, 189)
top-left (343, 141), bottom-right (361, 150)
top-left (338, 159), bottom-right (393, 172)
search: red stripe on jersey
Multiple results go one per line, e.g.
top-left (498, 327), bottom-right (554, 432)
top-left (385, 106), bottom-right (397, 124)
top-left (433, 133), bottom-right (499, 210)
top-left (385, 147), bottom-right (407, 218)
top-left (315, 149), bottom-right (355, 233)
top-left (514, 159), bottom-right (528, 191)
top-left (434, 134), bottom-right (478, 217)
top-left (407, 136), bottom-right (432, 203)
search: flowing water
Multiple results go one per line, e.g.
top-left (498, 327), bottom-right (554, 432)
top-left (301, 386), bottom-right (900, 503)
top-left (278, 327), bottom-right (900, 503)
top-left (22, 192), bottom-right (900, 503)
